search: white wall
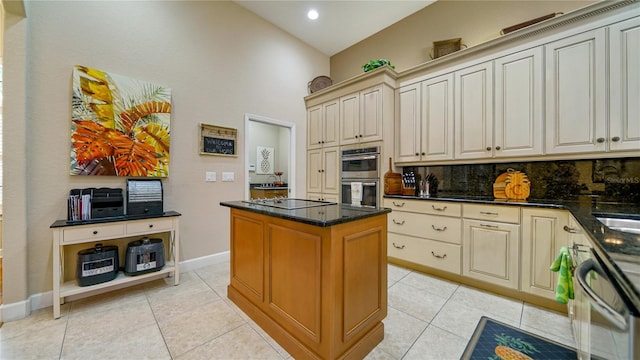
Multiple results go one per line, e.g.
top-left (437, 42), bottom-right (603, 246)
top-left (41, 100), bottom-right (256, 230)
top-left (2, 0), bottom-right (328, 306)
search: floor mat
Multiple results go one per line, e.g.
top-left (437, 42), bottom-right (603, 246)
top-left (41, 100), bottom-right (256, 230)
top-left (461, 316), bottom-right (576, 360)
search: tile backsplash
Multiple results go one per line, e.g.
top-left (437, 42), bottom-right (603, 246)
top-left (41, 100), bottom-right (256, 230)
top-left (403, 157), bottom-right (640, 203)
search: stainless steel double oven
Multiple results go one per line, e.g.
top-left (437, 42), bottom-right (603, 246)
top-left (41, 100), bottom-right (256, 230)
top-left (340, 146), bottom-right (380, 208)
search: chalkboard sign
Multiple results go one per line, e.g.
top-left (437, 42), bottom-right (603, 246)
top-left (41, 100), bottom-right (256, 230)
top-left (200, 124), bottom-right (238, 156)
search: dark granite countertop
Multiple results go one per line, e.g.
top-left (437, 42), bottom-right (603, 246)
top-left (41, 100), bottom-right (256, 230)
top-left (50, 211), bottom-right (182, 228)
top-left (385, 194), bottom-right (640, 313)
top-left (220, 200), bottom-right (391, 227)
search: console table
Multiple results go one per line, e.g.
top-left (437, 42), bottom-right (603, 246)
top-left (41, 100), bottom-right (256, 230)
top-left (50, 211), bottom-right (181, 319)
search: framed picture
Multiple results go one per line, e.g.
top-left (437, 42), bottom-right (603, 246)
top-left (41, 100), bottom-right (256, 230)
top-left (431, 38), bottom-right (462, 59)
top-left (199, 123), bottom-right (238, 156)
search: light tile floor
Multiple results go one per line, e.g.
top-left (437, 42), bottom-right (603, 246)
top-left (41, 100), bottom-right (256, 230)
top-left (0, 261), bottom-right (575, 359)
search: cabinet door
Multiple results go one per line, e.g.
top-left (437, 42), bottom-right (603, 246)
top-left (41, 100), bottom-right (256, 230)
top-left (322, 147), bottom-right (340, 194)
top-left (609, 17), bottom-right (640, 152)
top-left (494, 47), bottom-right (544, 158)
top-left (521, 209), bottom-right (569, 299)
top-left (307, 105), bottom-right (323, 150)
top-left (455, 62), bottom-right (494, 159)
top-left (360, 85), bottom-right (383, 143)
top-left (545, 28), bottom-right (606, 154)
top-left (395, 83), bottom-right (421, 162)
top-left (422, 73), bottom-right (455, 161)
top-left (340, 92), bottom-right (360, 145)
top-left (463, 219), bottom-right (519, 289)
top-left (307, 100), bottom-right (339, 150)
top-left (307, 149), bottom-right (322, 193)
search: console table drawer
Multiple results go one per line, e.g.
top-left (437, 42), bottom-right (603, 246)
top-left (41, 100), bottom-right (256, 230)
top-left (383, 198), bottom-right (461, 217)
top-left (126, 218), bottom-right (173, 235)
top-left (62, 224), bottom-right (126, 243)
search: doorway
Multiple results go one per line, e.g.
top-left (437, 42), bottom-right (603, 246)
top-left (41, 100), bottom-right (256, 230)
top-left (244, 114), bottom-right (296, 200)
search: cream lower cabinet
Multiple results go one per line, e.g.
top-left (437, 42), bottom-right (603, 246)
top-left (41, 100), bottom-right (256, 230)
top-left (384, 199), bottom-right (462, 274)
top-left (462, 204), bottom-right (520, 289)
top-left (521, 208), bottom-right (569, 300)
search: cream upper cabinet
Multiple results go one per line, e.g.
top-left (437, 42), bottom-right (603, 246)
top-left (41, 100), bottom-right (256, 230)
top-left (306, 147), bottom-right (339, 196)
top-left (307, 99), bottom-right (339, 150)
top-left (454, 62), bottom-right (494, 159)
top-left (545, 28), bottom-right (607, 154)
top-left (395, 83), bottom-right (421, 162)
top-left (494, 47), bottom-right (544, 158)
top-left (340, 85), bottom-right (383, 145)
top-left (396, 74), bottom-right (454, 163)
top-left (609, 16), bottom-right (640, 152)
top-left (422, 73), bottom-right (455, 161)
top-left (521, 208), bottom-right (569, 300)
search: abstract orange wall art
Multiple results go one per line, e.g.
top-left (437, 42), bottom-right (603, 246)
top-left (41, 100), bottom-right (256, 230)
top-left (71, 65), bottom-right (171, 177)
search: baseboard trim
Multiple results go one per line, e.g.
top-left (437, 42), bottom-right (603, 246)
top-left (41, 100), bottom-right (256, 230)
top-left (0, 251), bottom-right (231, 322)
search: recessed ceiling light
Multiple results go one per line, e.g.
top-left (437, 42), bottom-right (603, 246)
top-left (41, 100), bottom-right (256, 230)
top-left (307, 9), bottom-right (319, 20)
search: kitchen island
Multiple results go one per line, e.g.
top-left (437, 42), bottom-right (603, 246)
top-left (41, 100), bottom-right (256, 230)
top-left (220, 199), bottom-right (391, 360)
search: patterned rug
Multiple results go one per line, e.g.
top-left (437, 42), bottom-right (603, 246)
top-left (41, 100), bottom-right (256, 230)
top-left (461, 316), bottom-right (576, 360)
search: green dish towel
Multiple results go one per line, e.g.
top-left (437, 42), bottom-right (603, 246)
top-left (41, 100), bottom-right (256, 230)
top-left (550, 246), bottom-right (574, 304)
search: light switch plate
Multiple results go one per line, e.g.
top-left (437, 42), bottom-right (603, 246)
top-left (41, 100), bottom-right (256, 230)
top-left (205, 171), bottom-right (216, 182)
top-left (222, 172), bottom-right (235, 182)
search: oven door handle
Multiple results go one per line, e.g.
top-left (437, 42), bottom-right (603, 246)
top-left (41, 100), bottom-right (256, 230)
top-left (342, 181), bottom-right (377, 186)
top-left (576, 258), bottom-right (629, 331)
top-left (342, 155), bottom-right (377, 161)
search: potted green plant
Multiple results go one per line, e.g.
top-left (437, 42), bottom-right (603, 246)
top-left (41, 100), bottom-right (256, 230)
top-left (362, 59), bottom-right (395, 72)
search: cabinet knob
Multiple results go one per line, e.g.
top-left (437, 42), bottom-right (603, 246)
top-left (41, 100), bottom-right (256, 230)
top-left (421, 152), bottom-right (426, 156)
top-left (486, 147), bottom-right (492, 151)
top-left (392, 242), bottom-right (405, 249)
top-left (431, 251), bottom-right (447, 259)
top-left (359, 134), bottom-right (363, 138)
top-left (432, 205), bottom-right (447, 211)
top-left (392, 219), bottom-right (405, 225)
top-left (432, 225), bottom-right (447, 231)
top-left (597, 137), bottom-right (605, 143)
top-left (92, 230), bottom-right (98, 235)
top-left (612, 136), bottom-right (620, 142)
top-left (415, 152), bottom-right (419, 156)
top-left (495, 146), bottom-right (501, 150)
top-left (149, 224), bottom-right (154, 228)
top-left (318, 141), bottom-right (322, 144)
top-left (355, 135), bottom-right (358, 139)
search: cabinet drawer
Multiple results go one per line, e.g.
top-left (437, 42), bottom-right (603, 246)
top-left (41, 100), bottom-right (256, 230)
top-left (389, 233), bottom-right (461, 274)
top-left (62, 223), bottom-right (126, 243)
top-left (463, 204), bottom-right (520, 224)
top-left (388, 212), bottom-right (461, 244)
top-left (126, 218), bottom-right (173, 235)
top-left (383, 198), bottom-right (461, 216)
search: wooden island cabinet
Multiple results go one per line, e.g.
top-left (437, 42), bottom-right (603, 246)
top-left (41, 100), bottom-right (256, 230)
top-left (220, 200), bottom-right (390, 360)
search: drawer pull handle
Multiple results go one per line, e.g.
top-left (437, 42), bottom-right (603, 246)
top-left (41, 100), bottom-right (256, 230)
top-left (431, 251), bottom-right (447, 259)
top-left (392, 201), bottom-right (405, 207)
top-left (432, 225), bottom-right (447, 231)
top-left (92, 230), bottom-right (98, 235)
top-left (432, 205), bottom-right (447, 211)
top-left (392, 242), bottom-right (405, 249)
top-left (480, 211), bottom-right (499, 216)
top-left (563, 225), bottom-right (578, 234)
top-left (392, 219), bottom-right (405, 225)
top-left (480, 224), bottom-right (499, 229)
top-left (149, 224), bottom-right (154, 228)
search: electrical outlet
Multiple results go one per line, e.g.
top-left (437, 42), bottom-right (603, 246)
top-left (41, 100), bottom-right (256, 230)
top-left (205, 171), bottom-right (216, 182)
top-left (222, 172), bottom-right (235, 182)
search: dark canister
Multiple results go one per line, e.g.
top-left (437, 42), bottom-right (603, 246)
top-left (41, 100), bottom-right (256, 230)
top-left (76, 243), bottom-right (119, 286)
